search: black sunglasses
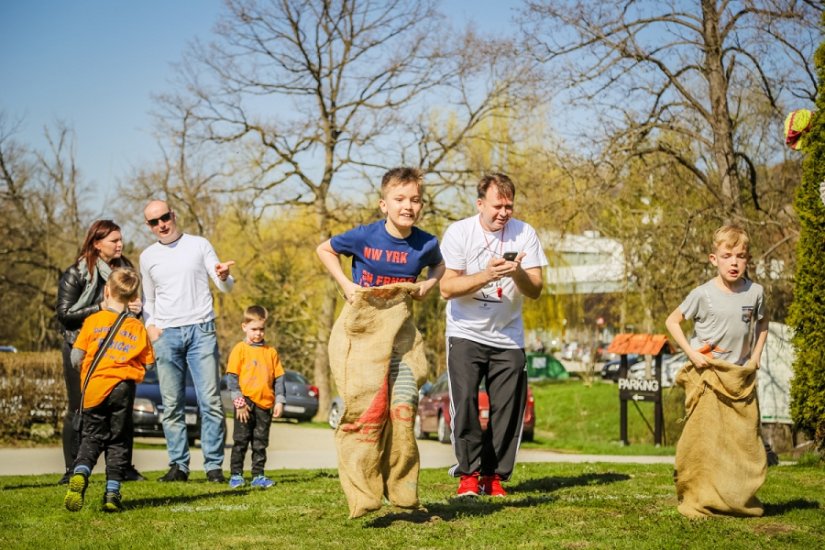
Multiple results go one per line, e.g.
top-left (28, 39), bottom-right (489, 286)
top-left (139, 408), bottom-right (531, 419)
top-left (147, 211), bottom-right (173, 227)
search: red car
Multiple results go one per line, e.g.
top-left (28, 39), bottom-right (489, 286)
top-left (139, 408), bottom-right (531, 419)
top-left (414, 372), bottom-right (535, 443)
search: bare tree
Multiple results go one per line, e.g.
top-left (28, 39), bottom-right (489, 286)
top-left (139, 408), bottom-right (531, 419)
top-left (523, 0), bottom-right (821, 217)
top-left (155, 0), bottom-right (540, 416)
top-left (0, 115), bottom-right (89, 348)
top-left (119, 106), bottom-right (228, 242)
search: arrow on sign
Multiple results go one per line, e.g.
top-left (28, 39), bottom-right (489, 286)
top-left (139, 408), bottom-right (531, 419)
top-left (631, 394), bottom-right (645, 401)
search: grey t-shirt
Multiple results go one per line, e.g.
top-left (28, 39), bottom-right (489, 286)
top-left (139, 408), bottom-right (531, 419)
top-left (679, 278), bottom-right (765, 365)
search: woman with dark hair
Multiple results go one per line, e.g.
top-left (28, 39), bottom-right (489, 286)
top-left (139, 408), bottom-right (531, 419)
top-left (56, 220), bottom-right (145, 484)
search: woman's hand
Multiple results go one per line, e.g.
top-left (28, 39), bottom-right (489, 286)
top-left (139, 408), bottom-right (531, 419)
top-left (127, 298), bottom-right (142, 315)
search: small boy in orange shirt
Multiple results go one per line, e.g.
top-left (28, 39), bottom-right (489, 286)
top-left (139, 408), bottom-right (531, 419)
top-left (225, 305), bottom-right (285, 489)
top-left (64, 268), bottom-right (155, 513)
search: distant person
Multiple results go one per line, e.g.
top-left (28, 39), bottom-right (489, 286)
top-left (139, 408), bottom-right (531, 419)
top-left (665, 224), bottom-right (769, 517)
top-left (63, 268), bottom-right (155, 513)
top-left (140, 200), bottom-right (235, 483)
top-left (439, 172), bottom-right (547, 497)
top-left (56, 220), bottom-right (145, 485)
top-left (225, 305), bottom-right (285, 489)
top-left (316, 167), bottom-right (444, 518)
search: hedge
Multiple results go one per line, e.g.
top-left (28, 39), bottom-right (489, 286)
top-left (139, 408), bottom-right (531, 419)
top-left (788, 15), bottom-right (825, 452)
top-left (0, 351), bottom-right (66, 440)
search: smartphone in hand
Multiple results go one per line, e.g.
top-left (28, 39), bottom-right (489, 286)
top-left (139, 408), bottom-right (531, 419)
top-left (503, 252), bottom-right (518, 261)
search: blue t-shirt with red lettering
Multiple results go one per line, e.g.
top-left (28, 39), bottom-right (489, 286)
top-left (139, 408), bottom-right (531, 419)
top-left (330, 221), bottom-right (443, 287)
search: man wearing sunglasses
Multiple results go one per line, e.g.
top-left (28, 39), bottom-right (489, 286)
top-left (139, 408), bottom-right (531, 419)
top-left (140, 199), bottom-right (235, 483)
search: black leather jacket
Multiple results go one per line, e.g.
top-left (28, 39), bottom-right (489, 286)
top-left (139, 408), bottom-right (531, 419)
top-left (55, 263), bottom-right (105, 344)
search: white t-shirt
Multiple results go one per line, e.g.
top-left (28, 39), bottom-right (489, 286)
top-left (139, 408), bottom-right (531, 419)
top-left (140, 234), bottom-right (234, 329)
top-left (441, 215), bottom-right (548, 348)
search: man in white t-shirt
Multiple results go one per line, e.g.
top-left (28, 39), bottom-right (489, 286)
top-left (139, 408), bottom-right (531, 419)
top-left (140, 200), bottom-right (235, 483)
top-left (439, 173), bottom-right (548, 498)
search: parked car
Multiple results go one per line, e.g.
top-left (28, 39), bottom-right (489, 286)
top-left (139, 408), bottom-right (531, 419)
top-left (660, 352), bottom-right (688, 388)
top-left (220, 369), bottom-right (319, 422)
top-left (600, 354), bottom-right (642, 381)
top-left (133, 368), bottom-right (201, 446)
top-left (602, 353), bottom-right (685, 386)
top-left (561, 342), bottom-right (580, 361)
top-left (0, 345), bottom-right (18, 353)
top-left (414, 372), bottom-right (535, 443)
top-left (328, 396), bottom-right (344, 429)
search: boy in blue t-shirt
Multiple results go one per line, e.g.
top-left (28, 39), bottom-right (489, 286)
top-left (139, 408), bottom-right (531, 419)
top-left (316, 167), bottom-right (444, 300)
top-left (316, 167), bottom-right (444, 517)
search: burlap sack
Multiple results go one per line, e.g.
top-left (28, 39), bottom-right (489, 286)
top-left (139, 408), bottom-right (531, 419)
top-left (328, 283), bottom-right (429, 519)
top-left (674, 357), bottom-right (766, 518)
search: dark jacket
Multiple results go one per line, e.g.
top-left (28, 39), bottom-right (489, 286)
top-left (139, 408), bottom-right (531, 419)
top-left (55, 263), bottom-right (105, 344)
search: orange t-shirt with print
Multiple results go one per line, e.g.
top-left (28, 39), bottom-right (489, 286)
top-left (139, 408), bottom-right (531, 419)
top-left (74, 311), bottom-right (154, 409)
top-left (225, 342), bottom-right (285, 410)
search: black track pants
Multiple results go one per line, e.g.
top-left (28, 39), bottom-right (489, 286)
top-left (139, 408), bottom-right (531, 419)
top-left (446, 337), bottom-right (527, 480)
top-left (73, 380), bottom-right (136, 482)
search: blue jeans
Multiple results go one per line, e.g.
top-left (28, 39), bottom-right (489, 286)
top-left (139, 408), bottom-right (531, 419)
top-left (154, 321), bottom-right (226, 472)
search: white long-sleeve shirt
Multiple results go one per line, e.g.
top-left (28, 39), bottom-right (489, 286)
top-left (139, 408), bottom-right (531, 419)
top-left (139, 233), bottom-right (234, 329)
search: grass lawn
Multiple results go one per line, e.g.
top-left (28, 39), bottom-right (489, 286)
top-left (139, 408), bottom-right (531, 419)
top-left (1, 461), bottom-right (823, 549)
top-left (525, 379), bottom-right (685, 455)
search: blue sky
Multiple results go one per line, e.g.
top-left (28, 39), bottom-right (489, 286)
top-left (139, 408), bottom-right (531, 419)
top-left (1, 1), bottom-right (519, 217)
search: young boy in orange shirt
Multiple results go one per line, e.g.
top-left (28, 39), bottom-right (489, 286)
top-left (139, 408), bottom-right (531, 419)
top-left (225, 305), bottom-right (285, 489)
top-left (64, 268), bottom-right (155, 513)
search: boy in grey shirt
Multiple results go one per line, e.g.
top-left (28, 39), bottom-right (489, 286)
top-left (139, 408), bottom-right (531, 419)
top-left (666, 224), bottom-right (772, 517)
top-left (666, 224), bottom-right (768, 367)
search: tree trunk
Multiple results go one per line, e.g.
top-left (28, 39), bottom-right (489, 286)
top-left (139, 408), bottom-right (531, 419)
top-left (313, 284), bottom-right (337, 421)
top-left (702, 0), bottom-right (741, 215)
top-left (312, 189), bottom-right (334, 421)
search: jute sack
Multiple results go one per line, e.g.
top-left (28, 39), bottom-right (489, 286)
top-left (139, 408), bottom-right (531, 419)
top-left (674, 357), bottom-right (766, 518)
top-left (328, 283), bottom-right (429, 519)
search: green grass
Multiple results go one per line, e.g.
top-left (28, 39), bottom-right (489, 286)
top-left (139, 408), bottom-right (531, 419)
top-left (2, 379), bottom-right (823, 547)
top-left (525, 379), bottom-right (685, 455)
top-left (1, 462), bottom-right (823, 549)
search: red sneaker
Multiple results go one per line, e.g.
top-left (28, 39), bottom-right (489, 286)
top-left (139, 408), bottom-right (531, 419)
top-left (456, 473), bottom-right (480, 497)
top-left (479, 474), bottom-right (507, 497)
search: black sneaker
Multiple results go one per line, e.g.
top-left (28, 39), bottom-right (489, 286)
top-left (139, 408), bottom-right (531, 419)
top-left (58, 470), bottom-right (72, 485)
top-left (158, 464), bottom-right (188, 482)
top-left (206, 469), bottom-right (226, 483)
top-left (102, 491), bottom-right (123, 513)
top-left (123, 465), bottom-right (146, 482)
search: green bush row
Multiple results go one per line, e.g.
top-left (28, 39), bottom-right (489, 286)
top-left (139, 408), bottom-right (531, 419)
top-left (0, 351), bottom-right (66, 439)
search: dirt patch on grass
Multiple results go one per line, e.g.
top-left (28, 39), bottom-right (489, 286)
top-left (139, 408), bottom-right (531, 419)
top-left (753, 523), bottom-right (796, 536)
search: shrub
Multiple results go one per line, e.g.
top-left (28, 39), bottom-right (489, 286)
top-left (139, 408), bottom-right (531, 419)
top-left (787, 20), bottom-right (825, 452)
top-left (0, 351), bottom-right (65, 439)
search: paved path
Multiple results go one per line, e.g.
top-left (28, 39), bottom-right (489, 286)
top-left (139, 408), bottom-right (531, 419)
top-left (0, 422), bottom-right (673, 478)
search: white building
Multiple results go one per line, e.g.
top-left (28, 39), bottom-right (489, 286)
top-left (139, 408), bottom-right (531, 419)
top-left (540, 230), bottom-right (625, 294)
